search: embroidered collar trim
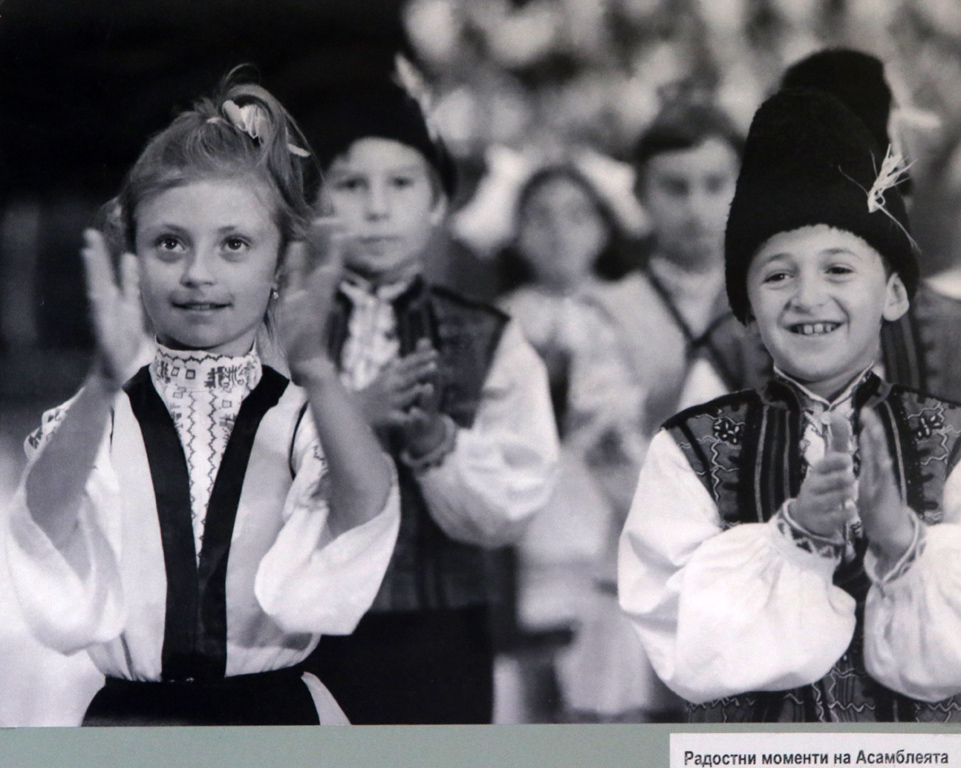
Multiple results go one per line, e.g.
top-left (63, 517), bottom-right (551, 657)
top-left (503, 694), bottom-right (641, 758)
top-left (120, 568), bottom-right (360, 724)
top-left (342, 271), bottom-right (417, 303)
top-left (150, 345), bottom-right (262, 394)
top-left (771, 365), bottom-right (877, 411)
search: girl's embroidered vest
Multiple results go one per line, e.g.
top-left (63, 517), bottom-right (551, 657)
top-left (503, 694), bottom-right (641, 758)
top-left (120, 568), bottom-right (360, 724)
top-left (328, 279), bottom-right (509, 612)
top-left (664, 373), bottom-right (961, 722)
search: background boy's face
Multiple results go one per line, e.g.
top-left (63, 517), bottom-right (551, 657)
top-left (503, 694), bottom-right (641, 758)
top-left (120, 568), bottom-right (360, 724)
top-left (746, 224), bottom-right (909, 399)
top-left (327, 137), bottom-right (445, 284)
top-left (640, 137), bottom-right (739, 271)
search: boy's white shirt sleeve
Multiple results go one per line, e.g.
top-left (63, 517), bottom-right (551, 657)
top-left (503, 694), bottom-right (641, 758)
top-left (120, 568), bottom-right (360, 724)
top-left (617, 429), bottom-right (857, 704)
top-left (254, 414), bottom-right (401, 635)
top-left (863, 462), bottom-right (961, 702)
top-left (6, 395), bottom-right (127, 656)
top-left (415, 320), bottom-right (560, 547)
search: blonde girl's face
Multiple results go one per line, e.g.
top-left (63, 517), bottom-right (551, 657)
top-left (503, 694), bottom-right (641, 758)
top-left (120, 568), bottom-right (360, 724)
top-left (516, 175), bottom-right (610, 293)
top-left (134, 177), bottom-right (283, 356)
top-left (326, 137), bottom-right (445, 285)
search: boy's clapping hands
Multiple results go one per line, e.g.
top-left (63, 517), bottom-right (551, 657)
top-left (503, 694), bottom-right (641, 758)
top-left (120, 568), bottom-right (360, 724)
top-left (858, 407), bottom-right (916, 569)
top-left (792, 408), bottom-right (917, 568)
top-left (792, 412), bottom-right (858, 540)
top-left (357, 339), bottom-right (447, 456)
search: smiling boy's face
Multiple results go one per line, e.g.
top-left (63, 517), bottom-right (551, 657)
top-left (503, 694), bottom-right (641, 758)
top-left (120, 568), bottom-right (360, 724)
top-left (746, 224), bottom-right (910, 399)
top-left (326, 137), bottom-right (446, 285)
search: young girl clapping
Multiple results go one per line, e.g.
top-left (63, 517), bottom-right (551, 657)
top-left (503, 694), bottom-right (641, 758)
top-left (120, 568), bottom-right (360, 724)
top-left (7, 76), bottom-right (399, 726)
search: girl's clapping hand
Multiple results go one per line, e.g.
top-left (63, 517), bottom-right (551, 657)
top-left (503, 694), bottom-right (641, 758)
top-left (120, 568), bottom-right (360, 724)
top-left (81, 229), bottom-right (145, 389)
top-left (276, 218), bottom-right (344, 383)
top-left (858, 407), bottom-right (915, 567)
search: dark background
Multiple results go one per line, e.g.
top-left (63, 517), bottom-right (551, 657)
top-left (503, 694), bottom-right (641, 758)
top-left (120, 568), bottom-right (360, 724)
top-left (0, 0), bottom-right (407, 195)
top-left (0, 0), bottom-right (409, 489)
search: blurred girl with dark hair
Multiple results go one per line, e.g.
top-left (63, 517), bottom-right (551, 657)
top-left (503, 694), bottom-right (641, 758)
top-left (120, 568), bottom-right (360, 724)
top-left (498, 161), bottom-right (675, 722)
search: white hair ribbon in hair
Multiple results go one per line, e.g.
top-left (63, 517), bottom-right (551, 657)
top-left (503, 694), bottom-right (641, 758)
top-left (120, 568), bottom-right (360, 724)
top-left (221, 99), bottom-right (310, 158)
top-left (287, 143), bottom-right (311, 157)
top-left (222, 100), bottom-right (269, 142)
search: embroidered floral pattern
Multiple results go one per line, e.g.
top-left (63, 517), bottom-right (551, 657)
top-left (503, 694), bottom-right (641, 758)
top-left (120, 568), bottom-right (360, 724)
top-left (24, 398), bottom-right (75, 455)
top-left (775, 506), bottom-right (846, 562)
top-left (915, 410), bottom-right (946, 441)
top-left (338, 277), bottom-right (410, 392)
top-left (713, 417), bottom-right (743, 445)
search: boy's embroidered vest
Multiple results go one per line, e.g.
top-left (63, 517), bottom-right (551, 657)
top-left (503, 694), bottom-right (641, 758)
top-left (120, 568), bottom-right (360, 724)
top-left (882, 284), bottom-right (961, 404)
top-left (328, 279), bottom-right (509, 612)
top-left (664, 373), bottom-right (961, 723)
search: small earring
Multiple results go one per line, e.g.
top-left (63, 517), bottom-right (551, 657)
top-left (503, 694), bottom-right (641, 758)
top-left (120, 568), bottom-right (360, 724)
top-left (271, 287), bottom-right (280, 300)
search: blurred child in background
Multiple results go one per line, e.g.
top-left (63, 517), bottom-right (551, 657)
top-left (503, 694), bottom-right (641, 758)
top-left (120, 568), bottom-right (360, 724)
top-left (303, 76), bottom-right (559, 725)
top-left (498, 161), bottom-right (659, 721)
top-left (602, 101), bottom-right (769, 437)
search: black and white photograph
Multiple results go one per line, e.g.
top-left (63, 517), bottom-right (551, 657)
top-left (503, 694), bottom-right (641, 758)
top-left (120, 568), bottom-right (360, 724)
top-left (2, 0), bottom-right (961, 752)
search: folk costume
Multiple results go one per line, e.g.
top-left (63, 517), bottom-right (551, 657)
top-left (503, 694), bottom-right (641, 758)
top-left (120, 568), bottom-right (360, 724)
top-left (498, 282), bottom-right (659, 720)
top-left (880, 283), bottom-right (961, 403)
top-left (7, 346), bottom-right (401, 726)
top-left (620, 370), bottom-right (961, 721)
top-left (619, 88), bottom-right (961, 722)
top-left (308, 275), bottom-right (559, 724)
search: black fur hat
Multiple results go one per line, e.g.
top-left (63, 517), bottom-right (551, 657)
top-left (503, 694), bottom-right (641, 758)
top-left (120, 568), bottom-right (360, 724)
top-left (782, 49), bottom-right (893, 157)
top-left (306, 81), bottom-right (457, 198)
top-left (725, 88), bottom-right (918, 324)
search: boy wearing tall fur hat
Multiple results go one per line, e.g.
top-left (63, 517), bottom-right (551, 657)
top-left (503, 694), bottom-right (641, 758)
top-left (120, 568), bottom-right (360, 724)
top-left (782, 47), bottom-right (961, 403)
top-left (618, 87), bottom-right (961, 722)
top-left (300, 79), bottom-right (559, 724)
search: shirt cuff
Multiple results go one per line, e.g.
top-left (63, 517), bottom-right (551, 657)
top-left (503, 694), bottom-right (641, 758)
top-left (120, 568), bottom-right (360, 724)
top-left (864, 512), bottom-right (926, 587)
top-left (399, 414), bottom-right (458, 473)
top-left (773, 499), bottom-right (846, 568)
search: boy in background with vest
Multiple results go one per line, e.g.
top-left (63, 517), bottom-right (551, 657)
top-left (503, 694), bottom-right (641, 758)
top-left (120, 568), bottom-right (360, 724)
top-left (302, 79), bottom-right (558, 724)
top-left (600, 101), bottom-right (769, 438)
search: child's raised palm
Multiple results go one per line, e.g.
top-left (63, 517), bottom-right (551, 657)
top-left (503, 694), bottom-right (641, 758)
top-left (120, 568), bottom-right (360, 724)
top-left (357, 339), bottom-right (438, 432)
top-left (81, 229), bottom-right (146, 388)
top-left (858, 407), bottom-right (915, 566)
top-left (275, 219), bottom-right (344, 383)
top-left (792, 412), bottom-right (858, 539)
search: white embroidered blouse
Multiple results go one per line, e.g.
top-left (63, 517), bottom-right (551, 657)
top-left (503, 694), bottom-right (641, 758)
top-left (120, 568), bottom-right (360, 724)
top-left (149, 346), bottom-right (262, 558)
top-left (6, 347), bottom-right (401, 715)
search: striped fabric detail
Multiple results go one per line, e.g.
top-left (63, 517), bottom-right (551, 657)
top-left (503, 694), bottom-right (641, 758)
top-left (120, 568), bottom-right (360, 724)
top-left (124, 366), bottom-right (288, 682)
